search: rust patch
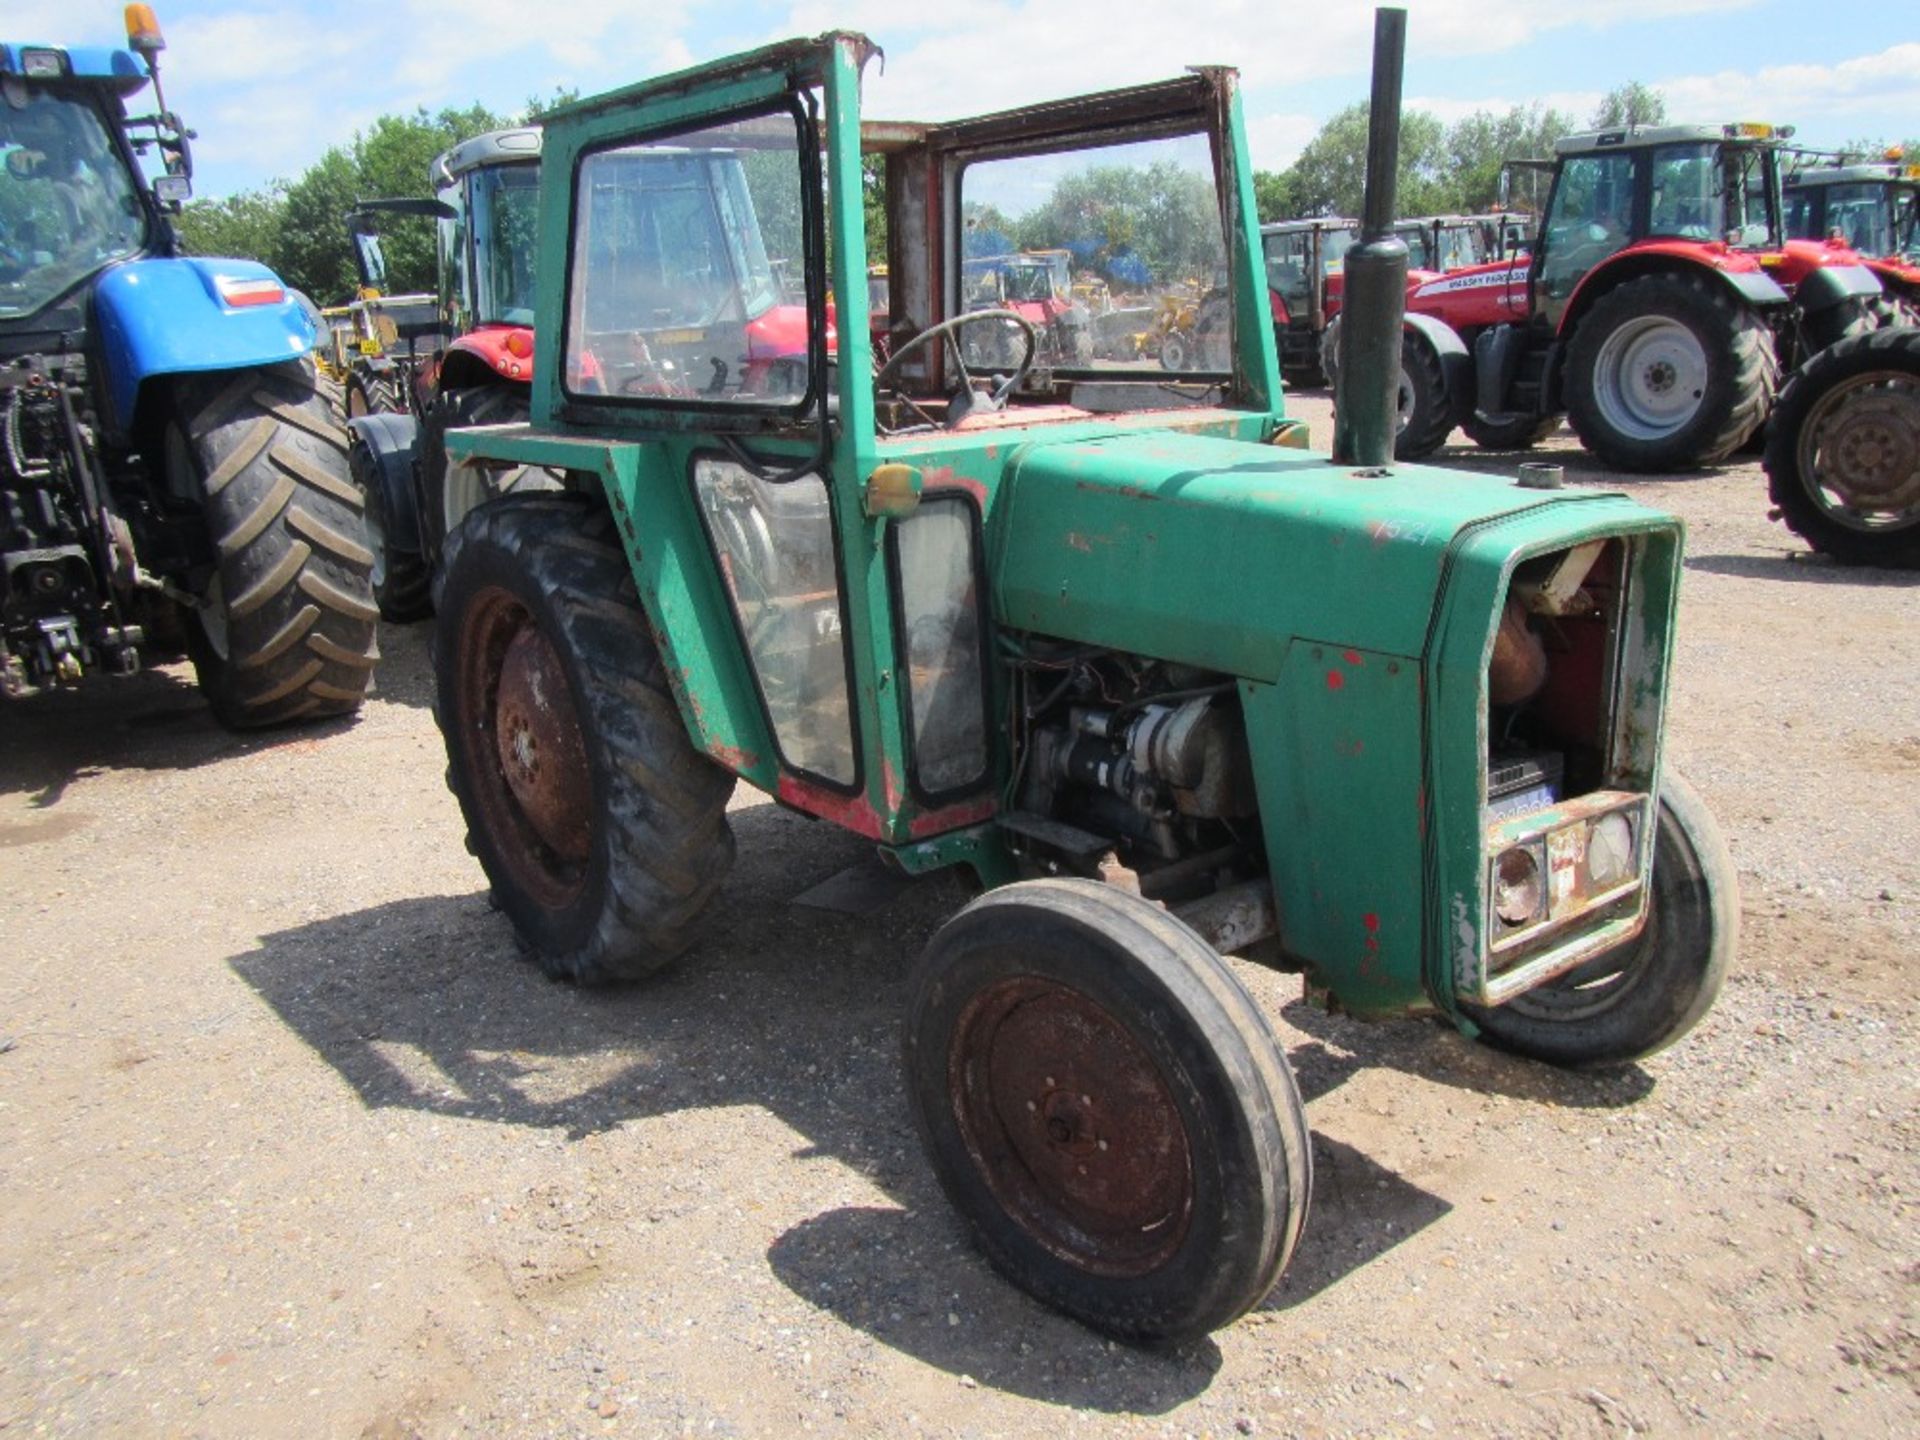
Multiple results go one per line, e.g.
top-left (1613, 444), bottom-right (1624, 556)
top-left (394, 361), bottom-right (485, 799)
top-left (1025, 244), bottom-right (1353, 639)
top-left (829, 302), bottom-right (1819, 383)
top-left (776, 775), bottom-right (885, 839)
top-left (1065, 531), bottom-right (1094, 553)
top-left (907, 793), bottom-right (998, 839)
top-left (920, 465), bottom-right (988, 506)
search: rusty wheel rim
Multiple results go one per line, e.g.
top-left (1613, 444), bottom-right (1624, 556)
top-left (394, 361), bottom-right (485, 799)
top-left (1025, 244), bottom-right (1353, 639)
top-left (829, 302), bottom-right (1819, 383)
top-left (456, 585), bottom-right (593, 911)
top-left (1798, 368), bottom-right (1920, 533)
top-left (949, 976), bottom-right (1193, 1278)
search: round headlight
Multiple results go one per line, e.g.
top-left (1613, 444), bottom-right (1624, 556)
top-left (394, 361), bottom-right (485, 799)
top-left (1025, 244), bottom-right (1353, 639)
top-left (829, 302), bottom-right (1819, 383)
top-left (1494, 846), bottom-right (1544, 927)
top-left (1588, 812), bottom-right (1634, 888)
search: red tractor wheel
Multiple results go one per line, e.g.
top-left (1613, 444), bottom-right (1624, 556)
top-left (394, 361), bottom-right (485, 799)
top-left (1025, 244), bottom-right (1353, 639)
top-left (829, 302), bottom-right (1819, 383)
top-left (1565, 271), bottom-right (1777, 471)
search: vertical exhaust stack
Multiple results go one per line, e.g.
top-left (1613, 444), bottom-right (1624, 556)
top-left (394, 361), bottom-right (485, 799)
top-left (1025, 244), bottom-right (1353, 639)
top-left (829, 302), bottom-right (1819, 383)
top-left (1331, 7), bottom-right (1410, 468)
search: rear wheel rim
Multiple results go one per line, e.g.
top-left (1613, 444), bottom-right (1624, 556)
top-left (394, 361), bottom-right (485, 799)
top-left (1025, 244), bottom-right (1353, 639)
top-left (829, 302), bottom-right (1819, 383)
top-left (456, 585), bottom-right (593, 909)
top-left (1796, 367), bottom-right (1920, 533)
top-left (948, 975), bottom-right (1194, 1278)
top-left (1592, 315), bottom-right (1708, 440)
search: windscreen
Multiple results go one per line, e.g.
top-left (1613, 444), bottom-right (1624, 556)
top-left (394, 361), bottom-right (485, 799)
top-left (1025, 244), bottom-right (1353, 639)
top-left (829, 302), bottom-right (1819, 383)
top-left (0, 90), bottom-right (145, 318)
top-left (960, 131), bottom-right (1228, 373)
top-left (1820, 182), bottom-right (1896, 257)
top-left (470, 162), bottom-right (540, 326)
top-left (565, 110), bottom-right (810, 405)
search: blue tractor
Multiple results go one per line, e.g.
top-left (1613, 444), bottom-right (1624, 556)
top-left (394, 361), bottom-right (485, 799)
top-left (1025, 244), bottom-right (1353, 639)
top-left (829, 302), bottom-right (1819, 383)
top-left (0, 7), bottom-right (376, 725)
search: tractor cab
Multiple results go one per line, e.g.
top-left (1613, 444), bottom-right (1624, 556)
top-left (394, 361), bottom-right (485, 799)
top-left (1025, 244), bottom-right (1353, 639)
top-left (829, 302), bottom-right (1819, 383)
top-left (1784, 160), bottom-right (1920, 303)
top-left (1259, 217), bottom-right (1355, 382)
top-left (0, 35), bottom-right (188, 341)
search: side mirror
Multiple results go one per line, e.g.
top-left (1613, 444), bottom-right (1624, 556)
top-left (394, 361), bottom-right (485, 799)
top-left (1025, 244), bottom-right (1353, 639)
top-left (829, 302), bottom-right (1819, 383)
top-left (152, 173), bottom-right (190, 210)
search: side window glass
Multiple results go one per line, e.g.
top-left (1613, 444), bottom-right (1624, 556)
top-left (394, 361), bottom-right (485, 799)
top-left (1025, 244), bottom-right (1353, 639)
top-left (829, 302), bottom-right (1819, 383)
top-left (1541, 152), bottom-right (1636, 300)
top-left (693, 458), bottom-right (856, 786)
top-left (1648, 144), bottom-right (1719, 239)
top-left (891, 499), bottom-right (988, 797)
top-left (566, 111), bottom-right (810, 406)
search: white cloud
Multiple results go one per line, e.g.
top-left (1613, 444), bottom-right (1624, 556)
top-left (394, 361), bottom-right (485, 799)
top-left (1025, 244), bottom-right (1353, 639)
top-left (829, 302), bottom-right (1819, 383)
top-left (1246, 111), bottom-right (1322, 172)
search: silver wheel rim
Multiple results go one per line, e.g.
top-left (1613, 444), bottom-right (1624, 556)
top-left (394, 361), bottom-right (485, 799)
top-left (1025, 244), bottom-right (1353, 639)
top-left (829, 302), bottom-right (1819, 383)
top-left (444, 460), bottom-right (496, 539)
top-left (1591, 315), bottom-right (1708, 441)
top-left (1796, 366), bottom-right (1920, 533)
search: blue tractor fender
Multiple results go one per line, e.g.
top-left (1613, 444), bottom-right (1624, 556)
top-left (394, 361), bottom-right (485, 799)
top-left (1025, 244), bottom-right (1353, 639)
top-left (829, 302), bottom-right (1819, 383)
top-left (92, 257), bottom-right (317, 436)
top-left (346, 410), bottom-right (423, 556)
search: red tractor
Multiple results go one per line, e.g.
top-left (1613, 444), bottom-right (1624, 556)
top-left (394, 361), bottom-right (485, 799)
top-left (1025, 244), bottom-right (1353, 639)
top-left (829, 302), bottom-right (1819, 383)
top-left (1785, 158), bottom-right (1920, 318)
top-left (1261, 218), bottom-right (1355, 384)
top-left (1389, 123), bottom-right (1888, 469)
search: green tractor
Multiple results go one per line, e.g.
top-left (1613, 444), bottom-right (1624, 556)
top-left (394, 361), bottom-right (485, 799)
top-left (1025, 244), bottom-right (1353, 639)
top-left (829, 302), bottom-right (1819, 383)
top-left (429, 26), bottom-right (1735, 1342)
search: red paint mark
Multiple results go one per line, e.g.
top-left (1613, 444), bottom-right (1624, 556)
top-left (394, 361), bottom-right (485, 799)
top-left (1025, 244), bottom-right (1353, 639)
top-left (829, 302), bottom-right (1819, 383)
top-left (707, 743), bottom-right (761, 775)
top-left (1065, 531), bottom-right (1094, 554)
top-left (920, 465), bottom-right (987, 505)
top-left (880, 758), bottom-right (906, 814)
top-left (1343, 649), bottom-right (1363, 666)
top-left (1363, 912), bottom-right (1381, 933)
top-left (906, 793), bottom-right (999, 839)
top-left (1325, 670), bottom-right (1345, 691)
top-left (1416, 785), bottom-right (1428, 839)
top-left (775, 775), bottom-right (885, 840)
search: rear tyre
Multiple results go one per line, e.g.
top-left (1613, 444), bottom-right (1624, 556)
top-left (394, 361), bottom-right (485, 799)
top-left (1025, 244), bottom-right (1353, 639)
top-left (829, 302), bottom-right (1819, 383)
top-left (1393, 333), bottom-right (1454, 459)
top-left (1158, 331), bottom-right (1191, 372)
top-left (1763, 326), bottom-right (1920, 568)
top-left (904, 878), bottom-right (1311, 1343)
top-left (167, 360), bottom-right (378, 729)
top-left (1462, 411), bottom-right (1559, 450)
top-left (1461, 772), bottom-right (1735, 1068)
top-left (434, 495), bottom-right (737, 983)
top-left (345, 372), bottom-right (401, 418)
top-left (1565, 271), bottom-right (1777, 471)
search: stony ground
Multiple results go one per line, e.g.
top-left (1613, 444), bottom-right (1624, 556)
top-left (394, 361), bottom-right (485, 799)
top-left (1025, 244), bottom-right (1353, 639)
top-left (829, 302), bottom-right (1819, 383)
top-left (1, 393), bottom-right (1914, 1439)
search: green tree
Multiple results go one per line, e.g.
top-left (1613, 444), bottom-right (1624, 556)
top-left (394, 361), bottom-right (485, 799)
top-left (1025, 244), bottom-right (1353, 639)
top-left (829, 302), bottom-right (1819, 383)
top-left (1591, 83), bottom-right (1666, 129)
top-left (1281, 102), bottom-right (1449, 219)
top-left (174, 185), bottom-right (285, 267)
top-left (1443, 103), bottom-right (1575, 213)
top-left (1252, 169), bottom-right (1300, 224)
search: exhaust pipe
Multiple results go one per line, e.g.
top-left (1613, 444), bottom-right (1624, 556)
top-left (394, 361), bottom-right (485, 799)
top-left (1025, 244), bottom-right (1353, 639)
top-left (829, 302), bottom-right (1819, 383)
top-left (1331, 7), bottom-right (1410, 468)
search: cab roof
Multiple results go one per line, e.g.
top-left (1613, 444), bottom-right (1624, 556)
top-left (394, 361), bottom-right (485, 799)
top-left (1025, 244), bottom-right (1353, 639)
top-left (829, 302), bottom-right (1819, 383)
top-left (0, 43), bottom-right (151, 96)
top-left (1555, 122), bottom-right (1789, 155)
top-left (1787, 163), bottom-right (1919, 188)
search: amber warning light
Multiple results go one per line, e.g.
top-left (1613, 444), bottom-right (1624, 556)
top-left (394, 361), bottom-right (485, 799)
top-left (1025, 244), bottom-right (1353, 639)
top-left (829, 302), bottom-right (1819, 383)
top-left (124, 5), bottom-right (166, 55)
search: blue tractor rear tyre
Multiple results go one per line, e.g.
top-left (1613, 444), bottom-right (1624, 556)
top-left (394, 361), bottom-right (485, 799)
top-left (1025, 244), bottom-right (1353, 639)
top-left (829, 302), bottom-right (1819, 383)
top-left (166, 360), bottom-right (380, 728)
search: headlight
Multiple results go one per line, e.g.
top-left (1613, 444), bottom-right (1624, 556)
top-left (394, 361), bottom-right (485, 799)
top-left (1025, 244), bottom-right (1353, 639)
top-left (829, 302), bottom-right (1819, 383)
top-left (1493, 845), bottom-right (1545, 927)
top-left (1586, 811), bottom-right (1634, 889)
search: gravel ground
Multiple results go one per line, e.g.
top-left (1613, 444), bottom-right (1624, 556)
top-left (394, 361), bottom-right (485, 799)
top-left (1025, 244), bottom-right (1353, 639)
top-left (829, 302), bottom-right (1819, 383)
top-left (1, 393), bottom-right (1914, 1439)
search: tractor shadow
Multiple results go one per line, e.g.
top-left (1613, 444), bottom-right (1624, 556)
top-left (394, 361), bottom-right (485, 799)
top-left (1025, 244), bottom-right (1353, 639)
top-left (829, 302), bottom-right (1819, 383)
top-left (1684, 551), bottom-right (1919, 586)
top-left (0, 618), bottom-right (434, 812)
top-left (0, 659), bottom-right (361, 810)
top-left (227, 799), bottom-right (1631, 1401)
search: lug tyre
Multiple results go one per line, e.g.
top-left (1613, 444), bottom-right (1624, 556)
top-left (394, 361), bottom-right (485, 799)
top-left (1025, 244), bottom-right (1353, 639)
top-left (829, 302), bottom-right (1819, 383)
top-left (1393, 332), bottom-right (1454, 459)
top-left (348, 428), bottom-right (432, 621)
top-left (420, 384), bottom-right (559, 572)
top-left (168, 360), bottom-right (378, 729)
top-left (1158, 331), bottom-right (1191, 372)
top-left (1565, 271), bottom-right (1777, 471)
top-left (345, 372), bottom-right (402, 418)
top-left (904, 878), bottom-right (1311, 1343)
top-left (1461, 772), bottom-right (1735, 1069)
top-left (1462, 411), bottom-right (1560, 450)
top-left (434, 495), bottom-right (736, 983)
top-left (1763, 325), bottom-right (1920, 568)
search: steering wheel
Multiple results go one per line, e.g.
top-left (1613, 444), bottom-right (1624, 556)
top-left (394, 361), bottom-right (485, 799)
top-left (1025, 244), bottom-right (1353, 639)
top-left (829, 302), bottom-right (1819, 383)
top-left (873, 308), bottom-right (1039, 421)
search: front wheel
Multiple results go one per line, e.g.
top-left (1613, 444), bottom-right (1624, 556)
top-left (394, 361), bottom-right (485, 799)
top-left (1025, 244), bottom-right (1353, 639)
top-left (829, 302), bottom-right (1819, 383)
top-left (1763, 326), bottom-right (1920, 569)
top-left (904, 879), bottom-right (1311, 1343)
top-left (1393, 333), bottom-right (1454, 459)
top-left (1565, 271), bottom-right (1777, 471)
top-left (419, 385), bottom-right (558, 573)
top-left (434, 495), bottom-right (737, 983)
top-left (1461, 772), bottom-right (1735, 1068)
top-left (167, 361), bottom-right (379, 728)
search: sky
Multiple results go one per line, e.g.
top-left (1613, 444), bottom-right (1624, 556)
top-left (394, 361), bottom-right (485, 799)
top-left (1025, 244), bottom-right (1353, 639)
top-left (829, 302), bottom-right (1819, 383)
top-left (12, 0), bottom-right (1917, 200)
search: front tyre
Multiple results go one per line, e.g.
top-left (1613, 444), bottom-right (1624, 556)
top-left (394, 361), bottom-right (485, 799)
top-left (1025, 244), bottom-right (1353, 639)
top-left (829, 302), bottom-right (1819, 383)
top-left (904, 879), bottom-right (1311, 1343)
top-left (434, 495), bottom-right (736, 984)
top-left (1393, 333), bottom-right (1454, 459)
top-left (168, 361), bottom-right (378, 728)
top-left (1763, 326), bottom-right (1920, 569)
top-left (1461, 772), bottom-right (1735, 1068)
top-left (1565, 271), bottom-right (1777, 471)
